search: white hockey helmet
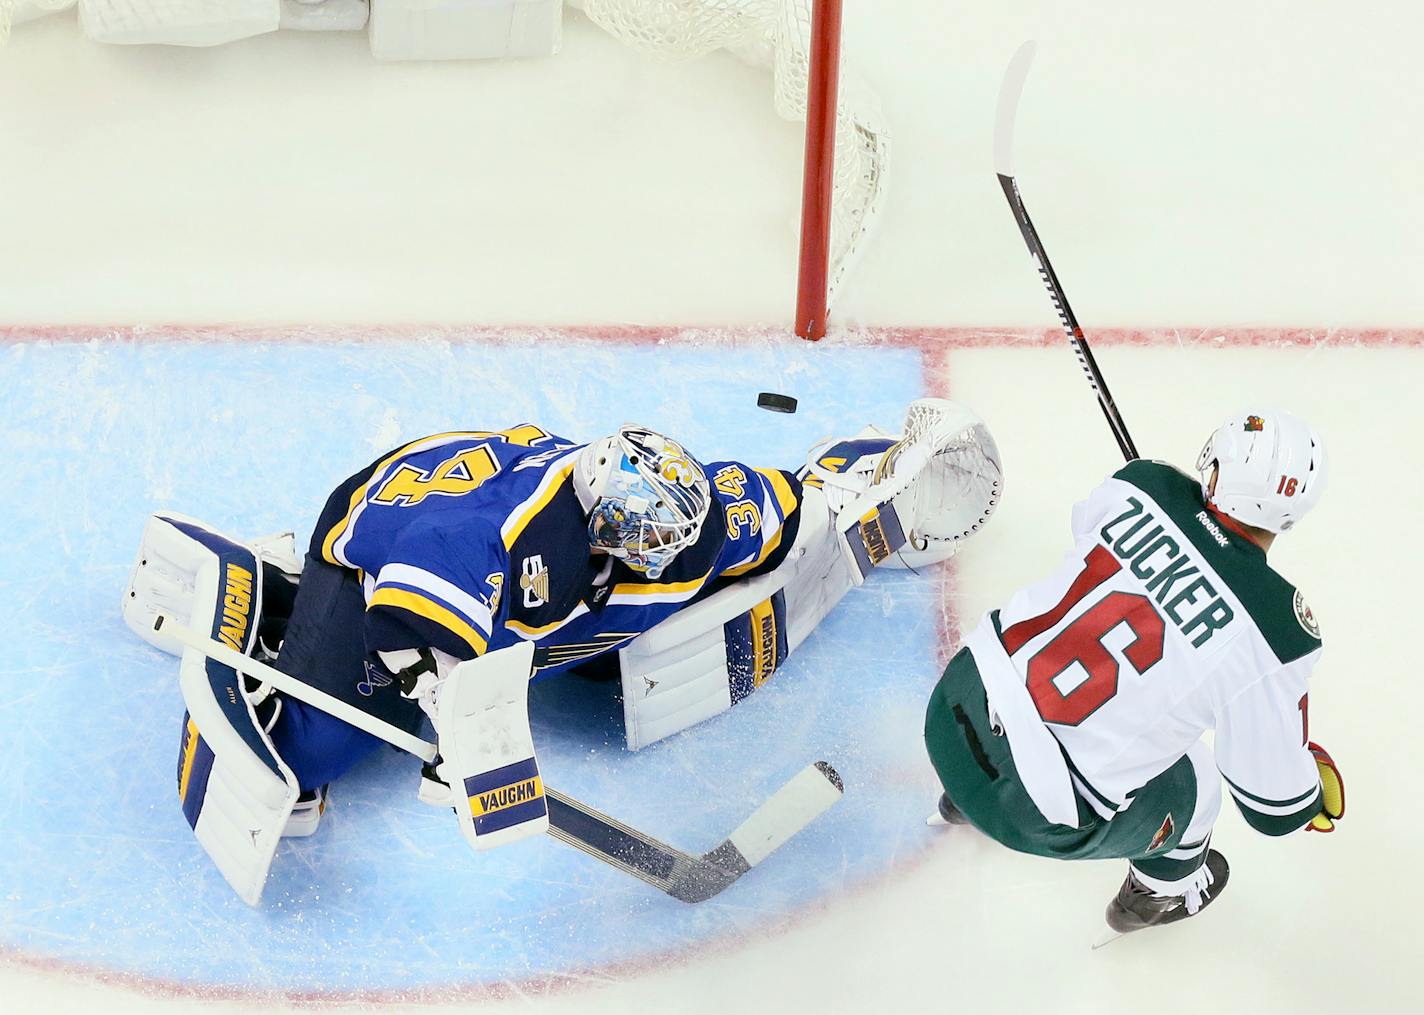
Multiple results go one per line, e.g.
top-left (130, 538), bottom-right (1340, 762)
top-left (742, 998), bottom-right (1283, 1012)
top-left (1195, 409), bottom-right (1326, 533)
top-left (578, 425), bottom-right (712, 578)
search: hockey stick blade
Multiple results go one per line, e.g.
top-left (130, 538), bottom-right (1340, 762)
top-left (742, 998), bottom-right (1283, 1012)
top-left (547, 761), bottom-right (844, 903)
top-left (991, 42), bottom-right (1141, 462)
top-left (993, 40), bottom-right (1037, 178)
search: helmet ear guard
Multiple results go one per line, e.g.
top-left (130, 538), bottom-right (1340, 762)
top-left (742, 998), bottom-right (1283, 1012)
top-left (1196, 409), bottom-right (1326, 534)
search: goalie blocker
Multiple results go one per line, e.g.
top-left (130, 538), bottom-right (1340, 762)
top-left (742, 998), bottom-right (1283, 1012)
top-left (618, 399), bottom-right (1002, 749)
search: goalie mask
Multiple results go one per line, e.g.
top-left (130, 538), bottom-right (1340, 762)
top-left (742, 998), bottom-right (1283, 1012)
top-left (1196, 408), bottom-right (1326, 533)
top-left (578, 425), bottom-right (711, 579)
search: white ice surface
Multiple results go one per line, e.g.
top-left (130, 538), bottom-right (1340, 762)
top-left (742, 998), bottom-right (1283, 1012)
top-left (1, 2), bottom-right (1422, 1013)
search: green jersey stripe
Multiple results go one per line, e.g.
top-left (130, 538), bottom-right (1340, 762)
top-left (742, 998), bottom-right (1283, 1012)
top-left (1233, 790), bottom-right (1322, 837)
top-left (1223, 772), bottom-right (1320, 809)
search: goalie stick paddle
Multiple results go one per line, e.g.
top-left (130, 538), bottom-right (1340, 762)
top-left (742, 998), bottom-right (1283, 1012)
top-left (547, 761), bottom-right (844, 904)
top-left (154, 614), bottom-right (843, 903)
top-left (993, 41), bottom-right (1141, 463)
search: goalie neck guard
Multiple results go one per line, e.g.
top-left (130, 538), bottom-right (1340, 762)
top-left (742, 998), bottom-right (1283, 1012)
top-left (1196, 408), bottom-right (1326, 534)
top-left (578, 425), bottom-right (711, 579)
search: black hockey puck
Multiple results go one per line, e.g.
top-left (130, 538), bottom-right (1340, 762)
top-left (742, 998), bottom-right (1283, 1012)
top-left (757, 392), bottom-right (798, 414)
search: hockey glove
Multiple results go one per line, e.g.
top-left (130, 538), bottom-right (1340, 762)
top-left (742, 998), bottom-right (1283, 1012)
top-left (1306, 741), bottom-right (1345, 832)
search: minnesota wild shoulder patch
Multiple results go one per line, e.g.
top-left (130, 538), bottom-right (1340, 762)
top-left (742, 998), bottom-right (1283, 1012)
top-left (1293, 590), bottom-right (1321, 639)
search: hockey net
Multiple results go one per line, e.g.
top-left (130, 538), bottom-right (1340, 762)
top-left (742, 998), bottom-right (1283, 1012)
top-left (571, 0), bottom-right (889, 337)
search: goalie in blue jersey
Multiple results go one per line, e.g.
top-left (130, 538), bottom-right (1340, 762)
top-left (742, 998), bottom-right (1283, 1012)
top-left (122, 406), bottom-right (1004, 903)
top-left (269, 423), bottom-right (804, 805)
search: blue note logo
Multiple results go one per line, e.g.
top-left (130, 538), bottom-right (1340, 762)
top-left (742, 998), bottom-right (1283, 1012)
top-left (357, 661), bottom-right (394, 697)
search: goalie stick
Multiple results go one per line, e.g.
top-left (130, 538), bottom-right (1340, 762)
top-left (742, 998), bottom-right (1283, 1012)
top-left (548, 761), bottom-right (843, 903)
top-left (153, 613), bottom-right (843, 903)
top-left (993, 40), bottom-right (1141, 463)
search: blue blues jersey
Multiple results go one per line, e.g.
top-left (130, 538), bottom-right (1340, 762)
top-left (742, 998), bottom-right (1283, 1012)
top-left (310, 426), bottom-right (802, 679)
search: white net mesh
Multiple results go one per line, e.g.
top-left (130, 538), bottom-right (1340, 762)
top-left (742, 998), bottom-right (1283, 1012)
top-left (889, 399), bottom-right (1004, 553)
top-left (802, 400), bottom-right (1003, 569)
top-left (571, 0), bottom-right (888, 310)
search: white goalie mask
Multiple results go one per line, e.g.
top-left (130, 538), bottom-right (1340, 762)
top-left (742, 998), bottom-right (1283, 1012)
top-left (1195, 409), bottom-right (1326, 533)
top-left (577, 425), bottom-right (712, 579)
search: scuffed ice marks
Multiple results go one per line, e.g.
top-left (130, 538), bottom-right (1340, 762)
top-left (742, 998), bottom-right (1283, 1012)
top-left (0, 329), bottom-right (949, 992)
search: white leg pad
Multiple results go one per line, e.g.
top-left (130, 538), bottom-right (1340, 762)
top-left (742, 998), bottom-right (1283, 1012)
top-left (619, 487), bottom-right (855, 750)
top-left (123, 513), bottom-right (296, 658)
top-left (434, 641), bottom-right (549, 850)
top-left (169, 530), bottom-right (299, 906)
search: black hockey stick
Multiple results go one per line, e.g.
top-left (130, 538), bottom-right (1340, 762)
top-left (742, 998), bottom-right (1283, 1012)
top-left (993, 41), bottom-right (1141, 463)
top-left (156, 614), bottom-right (843, 903)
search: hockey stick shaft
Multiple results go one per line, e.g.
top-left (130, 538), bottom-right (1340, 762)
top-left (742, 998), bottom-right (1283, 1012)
top-left (154, 614), bottom-right (841, 903)
top-left (993, 41), bottom-right (1140, 463)
top-left (154, 612), bottom-right (437, 761)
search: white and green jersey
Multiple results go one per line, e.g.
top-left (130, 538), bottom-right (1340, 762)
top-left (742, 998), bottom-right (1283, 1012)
top-left (963, 460), bottom-right (1324, 834)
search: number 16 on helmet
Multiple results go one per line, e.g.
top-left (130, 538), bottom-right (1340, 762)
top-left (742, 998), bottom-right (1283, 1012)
top-left (1196, 409), bottom-right (1327, 533)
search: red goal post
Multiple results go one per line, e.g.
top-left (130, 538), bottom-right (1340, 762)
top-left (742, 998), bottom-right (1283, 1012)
top-left (574, 0), bottom-right (889, 340)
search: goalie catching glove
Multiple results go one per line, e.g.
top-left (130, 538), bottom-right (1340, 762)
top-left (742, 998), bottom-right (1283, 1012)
top-left (1306, 741), bottom-right (1345, 832)
top-left (802, 398), bottom-right (1003, 570)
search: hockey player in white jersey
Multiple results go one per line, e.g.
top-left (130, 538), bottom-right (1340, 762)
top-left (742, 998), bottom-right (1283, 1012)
top-left (924, 408), bottom-right (1346, 936)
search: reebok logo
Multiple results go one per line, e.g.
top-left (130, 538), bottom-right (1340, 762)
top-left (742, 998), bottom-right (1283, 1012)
top-left (1195, 511), bottom-right (1230, 547)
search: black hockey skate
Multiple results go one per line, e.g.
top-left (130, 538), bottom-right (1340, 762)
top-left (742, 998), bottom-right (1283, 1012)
top-left (1105, 850), bottom-right (1230, 935)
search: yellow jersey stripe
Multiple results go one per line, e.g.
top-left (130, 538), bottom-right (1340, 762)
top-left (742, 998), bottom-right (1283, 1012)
top-left (504, 603), bottom-right (589, 639)
top-left (368, 586), bottom-right (490, 656)
top-left (610, 568), bottom-right (712, 599)
top-left (320, 430), bottom-right (481, 567)
top-left (754, 467), bottom-right (798, 520)
top-left (501, 453), bottom-right (581, 551)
